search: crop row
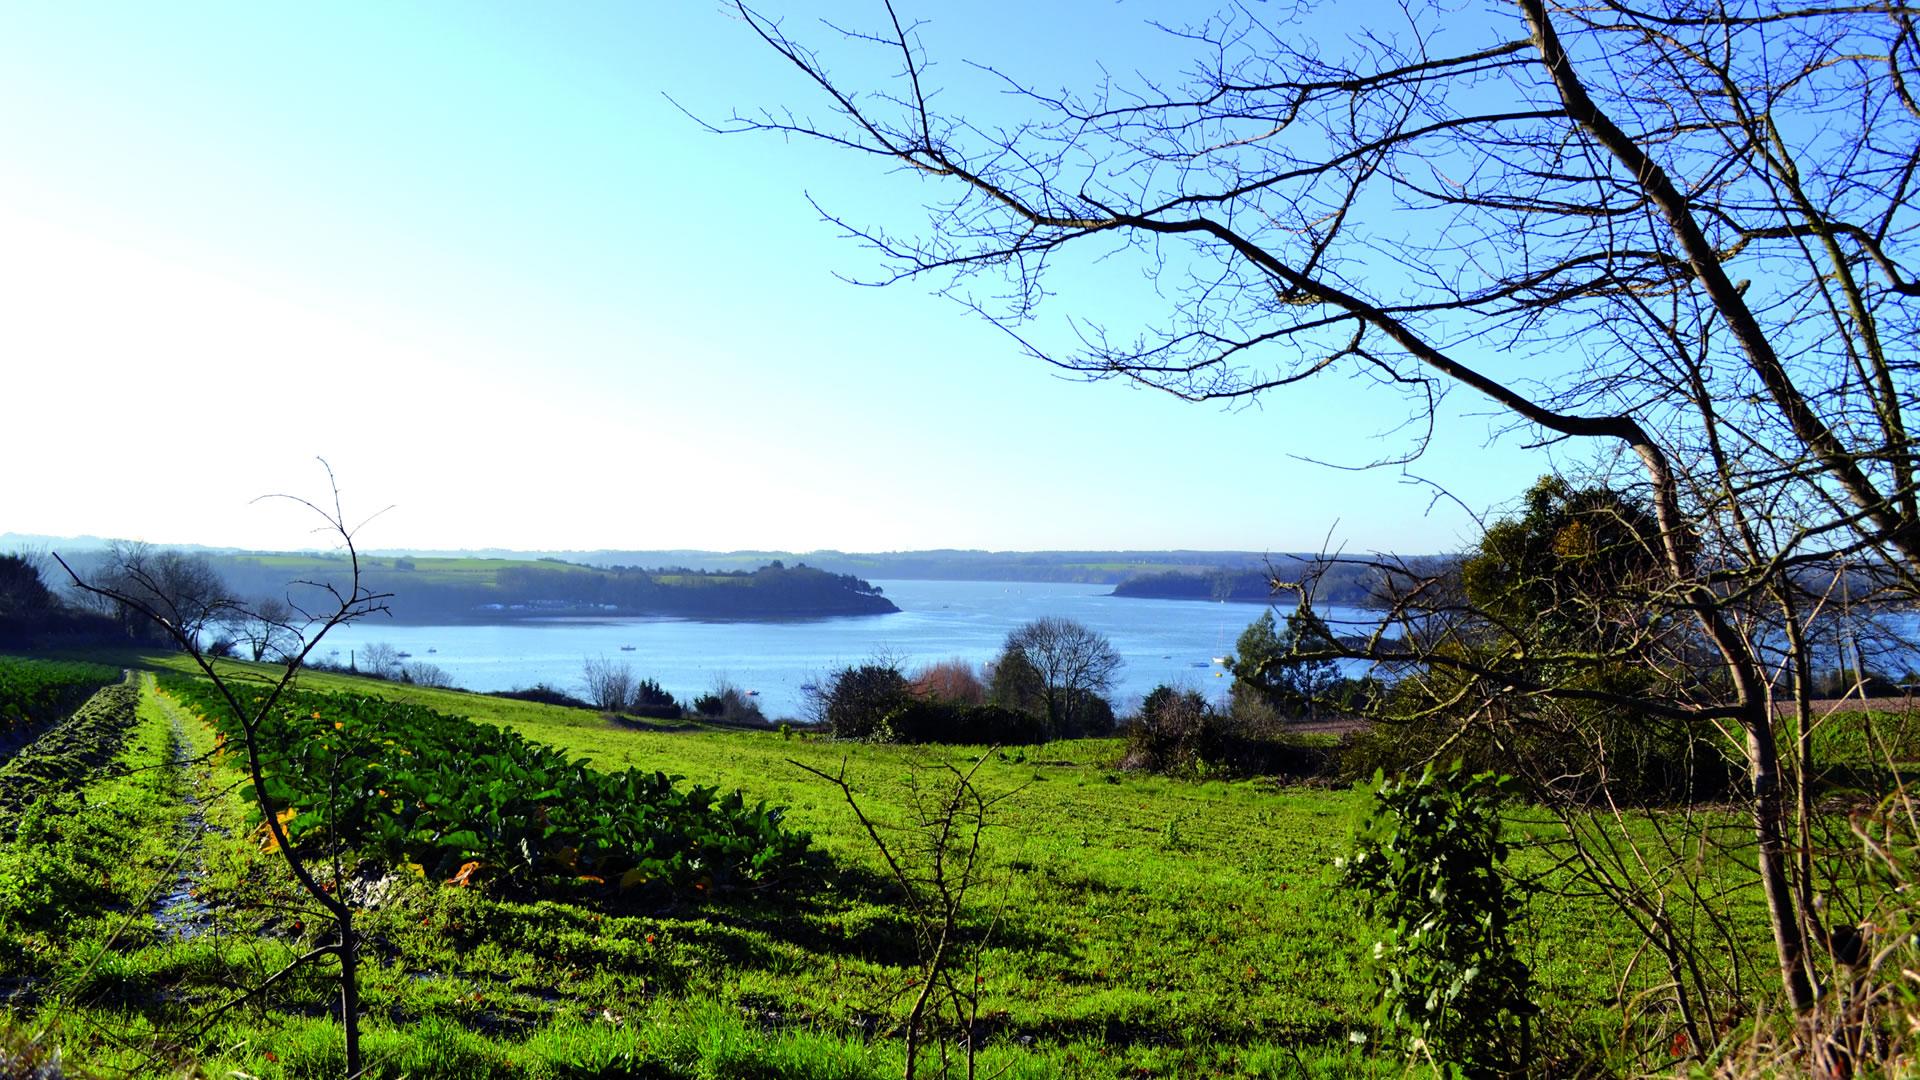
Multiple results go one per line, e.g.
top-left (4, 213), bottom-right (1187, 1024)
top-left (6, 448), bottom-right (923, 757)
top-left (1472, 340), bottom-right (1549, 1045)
top-left (0, 679), bottom-right (140, 823)
top-left (0, 655), bottom-right (122, 737)
top-left (158, 677), bottom-right (810, 901)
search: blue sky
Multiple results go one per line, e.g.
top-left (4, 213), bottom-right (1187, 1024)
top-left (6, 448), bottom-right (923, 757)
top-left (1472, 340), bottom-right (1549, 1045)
top-left (0, 2), bottom-right (1544, 555)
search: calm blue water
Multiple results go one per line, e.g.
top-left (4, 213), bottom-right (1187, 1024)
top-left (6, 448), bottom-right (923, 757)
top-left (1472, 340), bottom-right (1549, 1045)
top-left (312, 580), bottom-right (1372, 719)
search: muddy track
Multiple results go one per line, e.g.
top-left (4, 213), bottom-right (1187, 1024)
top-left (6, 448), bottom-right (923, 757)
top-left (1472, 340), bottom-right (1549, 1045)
top-left (147, 678), bottom-right (228, 942)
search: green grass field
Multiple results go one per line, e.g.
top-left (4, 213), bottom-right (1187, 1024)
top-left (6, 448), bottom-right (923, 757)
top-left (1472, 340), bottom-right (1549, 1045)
top-left (0, 652), bottom-right (1811, 1077)
top-left (230, 554), bottom-right (595, 588)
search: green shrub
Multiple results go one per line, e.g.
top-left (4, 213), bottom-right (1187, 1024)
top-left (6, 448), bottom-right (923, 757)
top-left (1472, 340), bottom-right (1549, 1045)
top-left (1124, 684), bottom-right (1337, 778)
top-left (1339, 762), bottom-right (1535, 1076)
top-left (822, 663), bottom-right (912, 740)
top-left (872, 700), bottom-right (1046, 745)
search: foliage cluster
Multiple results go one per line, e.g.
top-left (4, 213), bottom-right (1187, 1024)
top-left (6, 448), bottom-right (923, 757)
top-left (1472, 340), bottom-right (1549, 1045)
top-left (1351, 480), bottom-right (1738, 805)
top-left (159, 676), bottom-right (809, 901)
top-left (907, 658), bottom-right (986, 705)
top-left (1340, 763), bottom-right (1535, 1076)
top-left (0, 554), bottom-right (138, 649)
top-left (1123, 684), bottom-right (1336, 778)
top-left (818, 659), bottom-right (1049, 745)
top-left (1228, 607), bottom-right (1342, 720)
top-left (689, 678), bottom-right (766, 726)
top-left (873, 700), bottom-right (1044, 745)
top-left (0, 556), bottom-right (57, 619)
top-left (821, 662), bottom-right (913, 740)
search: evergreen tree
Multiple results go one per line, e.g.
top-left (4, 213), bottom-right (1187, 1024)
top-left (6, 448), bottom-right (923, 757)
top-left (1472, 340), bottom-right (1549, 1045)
top-left (1230, 607), bottom-right (1341, 720)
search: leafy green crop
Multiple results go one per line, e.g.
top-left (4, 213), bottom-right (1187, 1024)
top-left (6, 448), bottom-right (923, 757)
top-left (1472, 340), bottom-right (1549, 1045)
top-left (0, 655), bottom-right (121, 736)
top-left (159, 676), bottom-right (809, 901)
top-left (0, 681), bottom-right (140, 821)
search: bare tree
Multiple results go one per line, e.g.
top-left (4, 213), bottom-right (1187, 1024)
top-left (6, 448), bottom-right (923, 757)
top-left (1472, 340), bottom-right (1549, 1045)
top-left (581, 654), bottom-right (638, 713)
top-left (792, 754), bottom-right (1018, 1079)
top-left (401, 661), bottom-right (455, 689)
top-left (93, 542), bottom-right (235, 647)
top-left (232, 596), bottom-right (297, 663)
top-left (719, 0), bottom-right (1920, 1052)
top-left (1002, 617), bottom-right (1121, 738)
top-left (910, 658), bottom-right (987, 705)
top-left (357, 641), bottom-right (403, 680)
top-left (56, 463), bottom-right (390, 1077)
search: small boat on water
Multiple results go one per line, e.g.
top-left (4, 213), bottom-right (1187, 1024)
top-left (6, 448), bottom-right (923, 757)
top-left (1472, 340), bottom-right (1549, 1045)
top-left (426, 647), bottom-right (436, 654)
top-left (397, 651), bottom-right (412, 659)
top-left (1212, 656), bottom-right (1230, 665)
top-left (619, 645), bottom-right (637, 652)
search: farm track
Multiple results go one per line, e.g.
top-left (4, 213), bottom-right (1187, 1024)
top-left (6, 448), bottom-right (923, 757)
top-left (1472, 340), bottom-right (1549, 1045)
top-left (146, 678), bottom-right (225, 942)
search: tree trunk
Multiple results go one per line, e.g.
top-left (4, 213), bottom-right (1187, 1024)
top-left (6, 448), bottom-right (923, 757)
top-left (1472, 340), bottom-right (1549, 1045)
top-left (1743, 704), bottom-right (1817, 1012)
top-left (340, 910), bottom-right (362, 1077)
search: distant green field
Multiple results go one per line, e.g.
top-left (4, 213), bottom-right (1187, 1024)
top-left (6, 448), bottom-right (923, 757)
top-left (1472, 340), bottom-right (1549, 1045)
top-left (231, 554), bottom-right (594, 587)
top-left (649, 573), bottom-right (754, 588)
top-left (0, 651), bottom-right (1794, 1077)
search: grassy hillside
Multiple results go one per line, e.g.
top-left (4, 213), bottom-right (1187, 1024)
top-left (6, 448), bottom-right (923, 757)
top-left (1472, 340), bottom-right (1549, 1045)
top-left (0, 653), bottom-right (1790, 1077)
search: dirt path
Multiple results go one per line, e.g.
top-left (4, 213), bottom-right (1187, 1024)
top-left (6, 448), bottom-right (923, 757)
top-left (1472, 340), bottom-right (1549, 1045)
top-left (145, 676), bottom-right (226, 942)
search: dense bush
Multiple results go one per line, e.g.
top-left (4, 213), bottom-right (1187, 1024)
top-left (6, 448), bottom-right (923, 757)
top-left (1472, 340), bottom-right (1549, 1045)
top-left (692, 680), bottom-right (766, 726)
top-left (872, 700), bottom-right (1046, 745)
top-left (1123, 684), bottom-right (1337, 779)
top-left (489, 684), bottom-right (594, 709)
top-left (0, 557), bottom-right (144, 649)
top-left (821, 663), bottom-right (912, 739)
top-left (0, 557), bottom-right (54, 619)
top-left (634, 677), bottom-right (677, 709)
top-left (987, 648), bottom-right (1045, 717)
top-left (1123, 687), bottom-right (1220, 774)
top-left (1064, 688), bottom-right (1117, 737)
